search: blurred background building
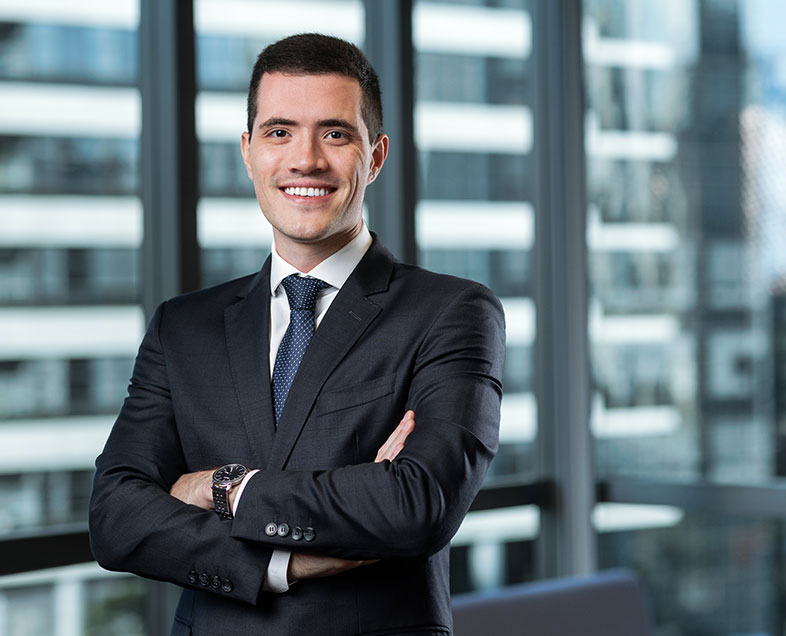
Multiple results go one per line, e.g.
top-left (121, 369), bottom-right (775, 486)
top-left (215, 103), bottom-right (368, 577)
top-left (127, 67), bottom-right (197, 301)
top-left (2, 0), bottom-right (786, 634)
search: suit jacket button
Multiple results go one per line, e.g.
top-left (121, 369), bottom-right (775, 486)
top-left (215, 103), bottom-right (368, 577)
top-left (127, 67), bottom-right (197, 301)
top-left (187, 571), bottom-right (199, 585)
top-left (211, 575), bottom-right (222, 589)
top-left (199, 573), bottom-right (210, 586)
top-left (265, 522), bottom-right (278, 536)
top-left (303, 527), bottom-right (316, 542)
top-left (277, 523), bottom-right (290, 537)
top-left (291, 526), bottom-right (303, 541)
top-left (221, 579), bottom-right (234, 593)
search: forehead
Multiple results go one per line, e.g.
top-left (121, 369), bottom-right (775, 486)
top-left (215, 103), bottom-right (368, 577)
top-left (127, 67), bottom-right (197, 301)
top-left (256, 72), bottom-right (364, 121)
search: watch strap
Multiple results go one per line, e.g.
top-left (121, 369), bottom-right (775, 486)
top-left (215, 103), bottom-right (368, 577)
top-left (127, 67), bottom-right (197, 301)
top-left (212, 482), bottom-right (233, 519)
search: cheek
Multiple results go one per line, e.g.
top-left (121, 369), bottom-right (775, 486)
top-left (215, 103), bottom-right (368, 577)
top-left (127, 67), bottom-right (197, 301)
top-left (343, 158), bottom-right (368, 189)
top-left (351, 169), bottom-right (370, 196)
top-left (248, 151), bottom-right (276, 179)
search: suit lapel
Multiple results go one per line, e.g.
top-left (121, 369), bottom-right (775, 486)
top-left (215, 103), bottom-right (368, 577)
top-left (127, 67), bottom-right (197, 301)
top-left (266, 237), bottom-right (395, 470)
top-left (224, 258), bottom-right (276, 466)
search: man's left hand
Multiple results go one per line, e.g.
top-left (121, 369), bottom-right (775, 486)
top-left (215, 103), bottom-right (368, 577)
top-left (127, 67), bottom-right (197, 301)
top-left (170, 469), bottom-right (215, 509)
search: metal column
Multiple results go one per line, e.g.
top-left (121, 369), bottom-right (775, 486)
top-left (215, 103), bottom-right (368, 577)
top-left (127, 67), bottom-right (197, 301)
top-left (532, 0), bottom-right (596, 578)
top-left (363, 0), bottom-right (418, 265)
top-left (138, 1), bottom-right (199, 629)
top-left (139, 0), bottom-right (200, 320)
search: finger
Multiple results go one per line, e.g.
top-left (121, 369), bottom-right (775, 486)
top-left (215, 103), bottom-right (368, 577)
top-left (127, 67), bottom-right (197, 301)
top-left (376, 443), bottom-right (401, 464)
top-left (375, 411), bottom-right (416, 462)
top-left (375, 413), bottom-right (411, 462)
top-left (374, 417), bottom-right (404, 462)
top-left (289, 553), bottom-right (370, 581)
top-left (386, 442), bottom-right (404, 462)
top-left (392, 411), bottom-right (416, 447)
top-left (389, 411), bottom-right (415, 447)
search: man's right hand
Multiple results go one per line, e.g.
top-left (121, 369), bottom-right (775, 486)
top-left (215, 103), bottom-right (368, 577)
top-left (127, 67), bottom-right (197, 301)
top-left (287, 553), bottom-right (378, 582)
top-left (375, 409), bottom-right (415, 462)
top-left (286, 410), bottom-right (416, 583)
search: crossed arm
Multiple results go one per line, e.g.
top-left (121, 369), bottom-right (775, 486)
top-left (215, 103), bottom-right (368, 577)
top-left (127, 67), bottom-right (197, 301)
top-left (90, 282), bottom-right (504, 604)
top-left (169, 410), bottom-right (416, 583)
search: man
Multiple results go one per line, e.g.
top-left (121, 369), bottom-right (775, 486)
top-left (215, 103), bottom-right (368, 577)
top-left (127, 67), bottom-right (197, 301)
top-left (90, 33), bottom-right (505, 636)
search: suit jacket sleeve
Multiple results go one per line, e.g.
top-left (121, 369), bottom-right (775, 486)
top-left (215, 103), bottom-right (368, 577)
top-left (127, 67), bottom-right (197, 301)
top-left (230, 281), bottom-right (506, 560)
top-left (89, 302), bottom-right (273, 605)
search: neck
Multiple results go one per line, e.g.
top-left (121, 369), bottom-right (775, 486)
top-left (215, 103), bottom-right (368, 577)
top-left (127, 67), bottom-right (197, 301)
top-left (274, 223), bottom-right (362, 273)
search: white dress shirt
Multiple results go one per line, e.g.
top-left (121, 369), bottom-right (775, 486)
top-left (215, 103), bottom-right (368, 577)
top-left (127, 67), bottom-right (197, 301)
top-left (232, 223), bottom-right (373, 593)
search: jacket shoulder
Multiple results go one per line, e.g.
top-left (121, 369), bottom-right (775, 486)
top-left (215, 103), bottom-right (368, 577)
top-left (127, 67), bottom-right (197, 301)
top-left (390, 261), bottom-right (500, 304)
top-left (149, 270), bottom-right (263, 330)
top-left (170, 271), bottom-right (260, 306)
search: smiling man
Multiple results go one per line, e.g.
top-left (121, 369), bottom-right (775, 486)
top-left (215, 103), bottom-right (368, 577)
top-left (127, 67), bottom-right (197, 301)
top-left (89, 34), bottom-right (505, 636)
top-left (241, 72), bottom-right (387, 270)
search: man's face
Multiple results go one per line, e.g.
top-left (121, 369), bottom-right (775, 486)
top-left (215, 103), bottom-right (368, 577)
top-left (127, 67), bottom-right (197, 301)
top-left (241, 72), bottom-right (388, 261)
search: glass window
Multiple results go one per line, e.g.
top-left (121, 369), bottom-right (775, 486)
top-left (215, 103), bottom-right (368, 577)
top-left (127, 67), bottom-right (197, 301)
top-left (585, 0), bottom-right (786, 632)
top-left (414, 0), bottom-right (536, 592)
top-left (586, 0), bottom-right (786, 483)
top-left (597, 507), bottom-right (785, 635)
top-left (0, 1), bottom-right (147, 632)
top-left (0, 564), bottom-right (148, 636)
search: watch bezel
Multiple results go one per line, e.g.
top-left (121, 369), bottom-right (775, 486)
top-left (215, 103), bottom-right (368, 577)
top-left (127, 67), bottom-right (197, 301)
top-left (211, 463), bottom-right (248, 487)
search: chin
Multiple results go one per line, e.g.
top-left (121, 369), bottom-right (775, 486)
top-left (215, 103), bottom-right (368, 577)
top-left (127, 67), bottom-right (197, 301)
top-left (281, 226), bottom-right (333, 244)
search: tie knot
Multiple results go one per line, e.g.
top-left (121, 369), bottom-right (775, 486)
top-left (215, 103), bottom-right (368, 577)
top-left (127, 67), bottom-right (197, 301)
top-left (280, 274), bottom-right (330, 311)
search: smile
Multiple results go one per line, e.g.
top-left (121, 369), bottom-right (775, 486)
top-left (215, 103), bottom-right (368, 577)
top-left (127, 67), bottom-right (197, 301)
top-left (282, 186), bottom-right (334, 197)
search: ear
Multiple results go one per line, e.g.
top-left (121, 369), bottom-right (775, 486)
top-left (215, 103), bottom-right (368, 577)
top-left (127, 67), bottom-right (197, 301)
top-left (367, 134), bottom-right (389, 184)
top-left (240, 131), bottom-right (254, 180)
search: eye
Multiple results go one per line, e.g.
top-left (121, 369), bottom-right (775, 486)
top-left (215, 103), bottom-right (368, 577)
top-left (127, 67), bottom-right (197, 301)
top-left (326, 130), bottom-right (346, 140)
top-left (268, 129), bottom-right (289, 138)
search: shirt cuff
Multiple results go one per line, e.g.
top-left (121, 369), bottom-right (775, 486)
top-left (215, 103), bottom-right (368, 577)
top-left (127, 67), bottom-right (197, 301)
top-left (262, 550), bottom-right (292, 593)
top-left (231, 469), bottom-right (259, 516)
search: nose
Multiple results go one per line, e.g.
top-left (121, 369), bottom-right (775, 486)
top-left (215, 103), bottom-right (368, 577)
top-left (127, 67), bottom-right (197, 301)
top-left (288, 134), bottom-right (327, 173)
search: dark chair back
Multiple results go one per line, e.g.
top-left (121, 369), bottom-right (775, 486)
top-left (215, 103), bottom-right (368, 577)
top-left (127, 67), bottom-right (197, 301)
top-left (452, 568), bottom-right (651, 636)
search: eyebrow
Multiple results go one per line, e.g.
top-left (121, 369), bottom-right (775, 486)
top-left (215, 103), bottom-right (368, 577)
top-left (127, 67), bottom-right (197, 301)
top-left (258, 117), bottom-right (297, 129)
top-left (318, 119), bottom-right (361, 135)
top-left (257, 117), bottom-right (360, 136)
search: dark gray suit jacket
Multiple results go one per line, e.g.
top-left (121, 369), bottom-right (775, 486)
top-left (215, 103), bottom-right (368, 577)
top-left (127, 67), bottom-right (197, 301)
top-left (89, 237), bottom-right (505, 636)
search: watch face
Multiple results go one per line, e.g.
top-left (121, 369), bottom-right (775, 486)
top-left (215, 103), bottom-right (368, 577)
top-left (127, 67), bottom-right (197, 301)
top-left (213, 463), bottom-right (247, 485)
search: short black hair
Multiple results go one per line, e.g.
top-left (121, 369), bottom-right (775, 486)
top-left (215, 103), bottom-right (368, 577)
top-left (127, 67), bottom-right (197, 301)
top-left (246, 33), bottom-right (383, 142)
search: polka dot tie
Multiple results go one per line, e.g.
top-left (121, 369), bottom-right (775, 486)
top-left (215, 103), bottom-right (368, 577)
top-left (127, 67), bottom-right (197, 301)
top-left (272, 274), bottom-right (331, 424)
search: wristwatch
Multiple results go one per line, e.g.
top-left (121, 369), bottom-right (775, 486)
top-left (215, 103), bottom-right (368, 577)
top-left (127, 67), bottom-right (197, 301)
top-left (211, 463), bottom-right (248, 519)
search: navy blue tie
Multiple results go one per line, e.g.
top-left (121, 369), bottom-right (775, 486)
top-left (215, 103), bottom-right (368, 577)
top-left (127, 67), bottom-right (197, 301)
top-left (272, 275), bottom-right (330, 424)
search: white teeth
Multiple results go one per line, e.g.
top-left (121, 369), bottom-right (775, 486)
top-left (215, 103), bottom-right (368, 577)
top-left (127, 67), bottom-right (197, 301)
top-left (284, 186), bottom-right (329, 197)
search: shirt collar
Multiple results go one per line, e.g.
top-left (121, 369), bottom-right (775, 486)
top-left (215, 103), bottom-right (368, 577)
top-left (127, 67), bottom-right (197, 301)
top-left (270, 222), bottom-right (372, 295)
